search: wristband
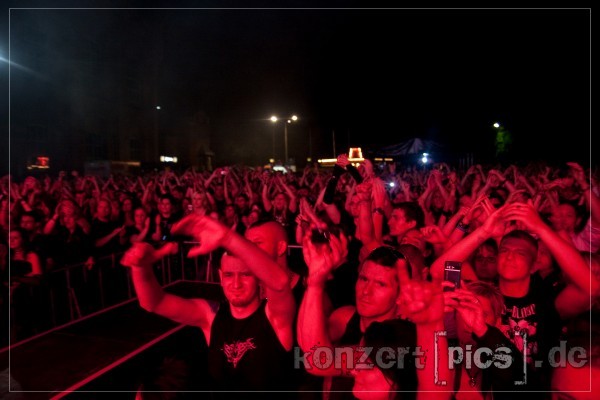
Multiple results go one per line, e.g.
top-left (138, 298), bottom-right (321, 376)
top-left (456, 221), bottom-right (470, 233)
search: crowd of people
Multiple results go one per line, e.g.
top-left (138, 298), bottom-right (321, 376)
top-left (1, 155), bottom-right (599, 399)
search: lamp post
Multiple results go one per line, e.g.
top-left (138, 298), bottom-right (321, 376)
top-left (270, 115), bottom-right (298, 164)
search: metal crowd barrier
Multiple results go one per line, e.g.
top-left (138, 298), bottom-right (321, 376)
top-left (6, 241), bottom-right (219, 345)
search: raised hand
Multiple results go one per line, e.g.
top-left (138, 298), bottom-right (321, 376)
top-left (420, 225), bottom-right (447, 245)
top-left (501, 200), bottom-right (547, 234)
top-left (443, 285), bottom-right (488, 337)
top-left (121, 242), bottom-right (160, 268)
top-left (302, 230), bottom-right (347, 287)
top-left (336, 153), bottom-right (350, 168)
top-left (171, 214), bottom-right (231, 257)
top-left (397, 273), bottom-right (445, 326)
top-left (478, 199), bottom-right (510, 239)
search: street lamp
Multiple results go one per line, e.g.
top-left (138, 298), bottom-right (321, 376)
top-left (270, 115), bottom-right (298, 164)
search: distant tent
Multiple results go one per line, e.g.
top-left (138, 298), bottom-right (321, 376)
top-left (375, 137), bottom-right (443, 157)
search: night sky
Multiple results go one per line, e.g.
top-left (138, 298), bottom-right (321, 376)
top-left (1, 3), bottom-right (592, 170)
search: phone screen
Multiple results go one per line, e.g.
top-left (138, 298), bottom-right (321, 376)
top-left (443, 261), bottom-right (462, 291)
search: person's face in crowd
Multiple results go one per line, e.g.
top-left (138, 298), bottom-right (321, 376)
top-left (219, 255), bottom-right (260, 308)
top-left (172, 189), bottom-right (184, 200)
top-left (60, 200), bottom-right (77, 217)
top-left (63, 214), bottom-right (77, 230)
top-left (351, 351), bottom-right (396, 400)
top-left (234, 195), bottom-right (248, 211)
top-left (497, 237), bottom-right (537, 282)
top-left (158, 198), bottom-right (172, 217)
top-left (473, 244), bottom-right (498, 281)
top-left (111, 200), bottom-right (121, 217)
top-left (273, 193), bottom-right (288, 210)
top-left (192, 192), bottom-right (207, 210)
top-left (549, 203), bottom-right (579, 233)
top-left (96, 200), bottom-right (112, 220)
top-left (355, 261), bottom-right (399, 320)
top-left (431, 190), bottom-right (444, 210)
top-left (456, 294), bottom-right (497, 345)
top-left (24, 176), bottom-right (39, 191)
top-left (551, 362), bottom-right (599, 399)
top-left (213, 184), bottom-right (225, 200)
top-left (134, 208), bottom-right (147, 227)
top-left (247, 210), bottom-right (260, 227)
top-left (224, 204), bottom-right (237, 219)
top-left (387, 208), bottom-right (415, 239)
top-left (182, 198), bottom-right (191, 213)
top-left (19, 215), bottom-right (37, 233)
top-left (8, 230), bottom-right (24, 250)
top-left (122, 198), bottom-right (133, 213)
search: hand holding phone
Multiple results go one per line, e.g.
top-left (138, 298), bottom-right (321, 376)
top-left (443, 261), bottom-right (462, 292)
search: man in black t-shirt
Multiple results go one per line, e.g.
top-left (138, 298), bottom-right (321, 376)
top-left (122, 214), bottom-right (297, 395)
top-left (431, 200), bottom-right (597, 391)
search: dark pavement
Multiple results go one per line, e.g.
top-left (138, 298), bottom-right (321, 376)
top-left (1, 281), bottom-right (225, 400)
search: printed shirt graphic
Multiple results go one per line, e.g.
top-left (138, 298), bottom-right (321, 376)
top-left (497, 275), bottom-right (562, 390)
top-left (222, 338), bottom-right (256, 368)
top-left (499, 299), bottom-right (538, 366)
top-left (208, 300), bottom-right (296, 392)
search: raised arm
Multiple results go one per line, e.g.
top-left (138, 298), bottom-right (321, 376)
top-left (297, 233), bottom-right (349, 376)
top-left (121, 242), bottom-right (216, 335)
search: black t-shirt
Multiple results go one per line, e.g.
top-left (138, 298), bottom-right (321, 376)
top-left (499, 273), bottom-right (562, 391)
top-left (208, 300), bottom-right (296, 395)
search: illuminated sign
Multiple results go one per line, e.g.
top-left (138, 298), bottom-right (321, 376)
top-left (318, 147), bottom-right (365, 167)
top-left (160, 156), bottom-right (178, 163)
top-left (27, 156), bottom-right (50, 170)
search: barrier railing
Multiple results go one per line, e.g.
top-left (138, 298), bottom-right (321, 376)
top-left (6, 241), bottom-right (219, 346)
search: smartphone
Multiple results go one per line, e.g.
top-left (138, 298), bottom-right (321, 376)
top-left (443, 261), bottom-right (462, 292)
